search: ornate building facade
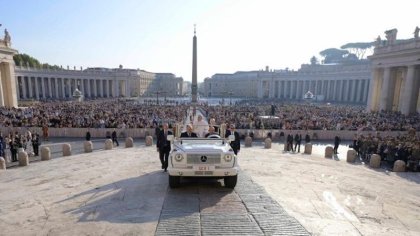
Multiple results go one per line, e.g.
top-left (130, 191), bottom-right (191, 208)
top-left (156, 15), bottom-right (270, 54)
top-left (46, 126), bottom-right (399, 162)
top-left (367, 27), bottom-right (420, 115)
top-left (13, 66), bottom-right (183, 100)
top-left (0, 28), bottom-right (18, 107)
top-left (204, 63), bottom-right (371, 104)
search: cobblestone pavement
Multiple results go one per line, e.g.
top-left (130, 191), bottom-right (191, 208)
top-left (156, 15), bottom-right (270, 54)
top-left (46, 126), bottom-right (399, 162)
top-left (155, 173), bottom-right (310, 236)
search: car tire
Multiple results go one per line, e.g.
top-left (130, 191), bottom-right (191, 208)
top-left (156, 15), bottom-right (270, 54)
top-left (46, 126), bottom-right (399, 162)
top-left (224, 175), bottom-right (237, 188)
top-left (169, 175), bottom-right (181, 188)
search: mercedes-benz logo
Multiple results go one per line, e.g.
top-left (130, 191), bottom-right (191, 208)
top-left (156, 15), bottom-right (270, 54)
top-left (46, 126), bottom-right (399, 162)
top-left (200, 156), bottom-right (207, 162)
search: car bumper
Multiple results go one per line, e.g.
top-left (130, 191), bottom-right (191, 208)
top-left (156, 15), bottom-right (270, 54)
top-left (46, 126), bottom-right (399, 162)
top-left (168, 167), bottom-right (239, 177)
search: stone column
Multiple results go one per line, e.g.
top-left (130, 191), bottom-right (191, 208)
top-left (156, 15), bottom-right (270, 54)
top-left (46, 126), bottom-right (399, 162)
top-left (34, 77), bottom-right (39, 99)
top-left (21, 77), bottom-right (27, 99)
top-left (337, 80), bottom-right (344, 101)
top-left (283, 81), bottom-right (287, 99)
top-left (87, 79), bottom-right (91, 98)
top-left (257, 80), bottom-right (262, 98)
top-left (126, 79), bottom-right (129, 97)
top-left (81, 79), bottom-right (85, 96)
top-left (54, 78), bottom-right (59, 99)
top-left (41, 77), bottom-right (46, 99)
top-left (363, 79), bottom-right (369, 103)
top-left (400, 66), bottom-right (416, 115)
top-left (61, 78), bottom-right (66, 98)
top-left (27, 77), bottom-right (33, 98)
top-left (325, 80), bottom-right (331, 100)
top-left (67, 79), bottom-right (71, 98)
top-left (0, 71), bottom-right (4, 106)
top-left (48, 77), bottom-right (53, 98)
top-left (99, 79), bottom-right (104, 97)
top-left (93, 79), bottom-right (97, 97)
top-left (105, 79), bottom-right (109, 97)
top-left (1, 63), bottom-right (18, 107)
top-left (115, 80), bottom-right (119, 97)
top-left (367, 70), bottom-right (377, 110)
top-left (379, 67), bottom-right (392, 111)
top-left (352, 80), bottom-right (358, 102)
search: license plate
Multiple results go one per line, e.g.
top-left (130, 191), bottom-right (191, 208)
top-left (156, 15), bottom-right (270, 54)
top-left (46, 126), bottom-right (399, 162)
top-left (194, 166), bottom-right (215, 171)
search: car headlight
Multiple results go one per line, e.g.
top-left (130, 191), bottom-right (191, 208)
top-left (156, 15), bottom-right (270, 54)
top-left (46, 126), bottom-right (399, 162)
top-left (174, 154), bottom-right (184, 162)
top-left (223, 154), bottom-right (233, 162)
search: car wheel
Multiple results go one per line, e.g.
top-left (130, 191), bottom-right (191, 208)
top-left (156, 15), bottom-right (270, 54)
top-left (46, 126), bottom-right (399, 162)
top-left (224, 175), bottom-right (237, 188)
top-left (169, 175), bottom-right (181, 188)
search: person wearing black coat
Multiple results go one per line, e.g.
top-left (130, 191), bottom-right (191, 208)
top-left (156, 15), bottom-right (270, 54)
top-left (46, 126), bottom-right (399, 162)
top-left (112, 129), bottom-right (119, 146)
top-left (287, 134), bottom-right (294, 152)
top-left (180, 124), bottom-right (198, 138)
top-left (85, 130), bottom-right (91, 141)
top-left (157, 123), bottom-right (173, 172)
top-left (294, 133), bottom-right (302, 153)
top-left (225, 124), bottom-right (240, 155)
top-left (32, 133), bottom-right (41, 156)
top-left (305, 133), bottom-right (311, 143)
top-left (334, 135), bottom-right (341, 154)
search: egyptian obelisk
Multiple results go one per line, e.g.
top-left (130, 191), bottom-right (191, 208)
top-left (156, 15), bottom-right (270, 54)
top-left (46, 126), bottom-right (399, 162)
top-left (191, 25), bottom-right (198, 103)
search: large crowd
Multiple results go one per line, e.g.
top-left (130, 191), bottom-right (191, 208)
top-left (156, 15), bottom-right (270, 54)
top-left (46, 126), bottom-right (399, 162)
top-left (0, 99), bottom-right (189, 129)
top-left (2, 99), bottom-right (419, 132)
top-left (0, 99), bottom-right (419, 170)
top-left (203, 101), bottom-right (420, 131)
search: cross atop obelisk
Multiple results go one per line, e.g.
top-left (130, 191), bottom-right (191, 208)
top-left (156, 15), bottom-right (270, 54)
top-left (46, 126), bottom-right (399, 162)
top-left (191, 24), bottom-right (198, 103)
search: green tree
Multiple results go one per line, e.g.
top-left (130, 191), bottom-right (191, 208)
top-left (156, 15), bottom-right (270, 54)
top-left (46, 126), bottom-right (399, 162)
top-left (13, 53), bottom-right (61, 69)
top-left (340, 42), bottom-right (374, 59)
top-left (319, 48), bottom-right (349, 64)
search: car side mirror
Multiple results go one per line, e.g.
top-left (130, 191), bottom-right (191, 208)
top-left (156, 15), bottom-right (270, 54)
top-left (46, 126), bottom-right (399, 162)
top-left (167, 135), bottom-right (174, 142)
top-left (228, 135), bottom-right (235, 142)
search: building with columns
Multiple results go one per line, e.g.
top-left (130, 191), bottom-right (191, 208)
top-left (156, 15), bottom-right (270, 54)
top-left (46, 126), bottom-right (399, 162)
top-left (146, 73), bottom-right (183, 97)
top-left (0, 29), bottom-right (18, 107)
top-left (204, 63), bottom-right (371, 104)
top-left (13, 65), bottom-right (184, 101)
top-left (367, 27), bottom-right (420, 115)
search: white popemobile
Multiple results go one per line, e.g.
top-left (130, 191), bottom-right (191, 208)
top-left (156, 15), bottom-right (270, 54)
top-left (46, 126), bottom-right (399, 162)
top-left (166, 134), bottom-right (238, 188)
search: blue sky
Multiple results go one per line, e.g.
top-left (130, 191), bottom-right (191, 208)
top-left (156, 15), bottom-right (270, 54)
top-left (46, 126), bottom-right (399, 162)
top-left (2, 0), bottom-right (419, 82)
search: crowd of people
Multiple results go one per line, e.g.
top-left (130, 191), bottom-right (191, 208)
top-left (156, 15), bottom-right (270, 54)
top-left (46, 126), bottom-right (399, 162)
top-left (0, 131), bottom-right (41, 162)
top-left (0, 99), bottom-right (189, 129)
top-left (1, 98), bottom-right (419, 171)
top-left (203, 102), bottom-right (420, 131)
top-left (2, 99), bottom-right (419, 132)
top-left (353, 132), bottom-right (420, 171)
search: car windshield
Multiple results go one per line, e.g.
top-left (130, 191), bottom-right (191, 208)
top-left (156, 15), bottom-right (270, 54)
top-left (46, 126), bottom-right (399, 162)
top-left (176, 138), bottom-right (225, 146)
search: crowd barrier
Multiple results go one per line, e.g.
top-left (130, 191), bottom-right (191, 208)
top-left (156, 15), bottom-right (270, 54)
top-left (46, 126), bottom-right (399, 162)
top-left (0, 127), bottom-right (418, 141)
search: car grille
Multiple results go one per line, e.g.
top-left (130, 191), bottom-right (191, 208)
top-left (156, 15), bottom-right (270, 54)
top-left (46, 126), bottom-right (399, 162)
top-left (187, 154), bottom-right (221, 164)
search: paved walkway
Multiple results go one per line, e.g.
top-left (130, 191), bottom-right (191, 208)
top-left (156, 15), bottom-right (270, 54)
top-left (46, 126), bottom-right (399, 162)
top-left (1, 137), bottom-right (419, 235)
top-left (155, 173), bottom-right (309, 236)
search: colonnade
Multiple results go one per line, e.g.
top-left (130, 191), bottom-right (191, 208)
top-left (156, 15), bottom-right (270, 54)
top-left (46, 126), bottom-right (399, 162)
top-left (367, 66), bottom-right (419, 115)
top-left (259, 79), bottom-right (370, 103)
top-left (15, 76), bottom-right (129, 99)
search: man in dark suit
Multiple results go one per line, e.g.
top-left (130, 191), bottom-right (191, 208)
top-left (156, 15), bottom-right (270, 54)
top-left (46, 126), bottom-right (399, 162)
top-left (85, 129), bottom-right (91, 141)
top-left (225, 124), bottom-right (240, 155)
top-left (334, 135), bottom-right (341, 154)
top-left (157, 123), bottom-right (173, 172)
top-left (294, 132), bottom-right (302, 153)
top-left (112, 129), bottom-right (119, 146)
top-left (180, 124), bottom-right (198, 138)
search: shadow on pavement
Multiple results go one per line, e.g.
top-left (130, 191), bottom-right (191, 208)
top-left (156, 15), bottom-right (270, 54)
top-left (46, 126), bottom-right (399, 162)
top-left (57, 170), bottom-right (230, 224)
